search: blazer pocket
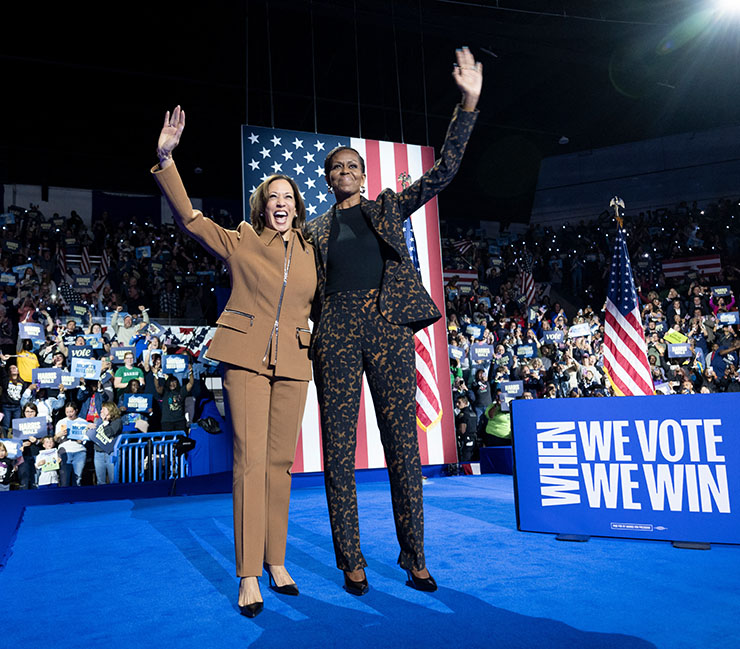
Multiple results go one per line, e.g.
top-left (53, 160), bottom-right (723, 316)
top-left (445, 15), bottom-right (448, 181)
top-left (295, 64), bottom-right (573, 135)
top-left (296, 327), bottom-right (312, 348)
top-left (217, 309), bottom-right (255, 333)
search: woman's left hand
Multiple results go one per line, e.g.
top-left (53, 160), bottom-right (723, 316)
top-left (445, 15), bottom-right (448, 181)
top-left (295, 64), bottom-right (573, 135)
top-left (452, 46), bottom-right (483, 111)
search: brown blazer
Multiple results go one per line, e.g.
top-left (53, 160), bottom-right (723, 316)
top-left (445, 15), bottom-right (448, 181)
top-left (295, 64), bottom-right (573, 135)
top-left (152, 162), bottom-right (317, 381)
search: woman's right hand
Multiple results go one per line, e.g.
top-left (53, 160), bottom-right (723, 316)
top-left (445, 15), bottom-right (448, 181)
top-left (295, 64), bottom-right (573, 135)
top-left (157, 105), bottom-right (186, 168)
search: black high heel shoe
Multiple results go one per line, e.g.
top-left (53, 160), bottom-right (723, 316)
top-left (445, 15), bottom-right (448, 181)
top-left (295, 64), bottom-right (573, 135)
top-left (238, 578), bottom-right (264, 618)
top-left (343, 570), bottom-right (369, 596)
top-left (264, 564), bottom-right (299, 596)
top-left (404, 568), bottom-right (438, 592)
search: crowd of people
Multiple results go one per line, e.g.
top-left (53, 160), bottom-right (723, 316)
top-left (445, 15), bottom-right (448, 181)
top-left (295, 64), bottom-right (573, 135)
top-left (444, 197), bottom-right (740, 461)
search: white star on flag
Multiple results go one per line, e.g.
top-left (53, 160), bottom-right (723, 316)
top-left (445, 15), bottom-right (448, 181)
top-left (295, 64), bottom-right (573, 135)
top-left (260, 147), bottom-right (271, 159)
top-left (293, 164), bottom-right (304, 175)
top-left (307, 204), bottom-right (317, 215)
top-left (304, 152), bottom-right (315, 163)
top-left (271, 135), bottom-right (282, 146)
top-left (282, 150), bottom-right (294, 161)
top-left (248, 159), bottom-right (260, 171)
top-left (306, 178), bottom-right (316, 189)
top-left (248, 133), bottom-right (259, 144)
top-left (317, 191), bottom-right (327, 203)
top-left (314, 141), bottom-right (325, 150)
top-left (315, 166), bottom-right (324, 176)
top-left (271, 161), bottom-right (283, 173)
top-left (292, 138), bottom-right (303, 149)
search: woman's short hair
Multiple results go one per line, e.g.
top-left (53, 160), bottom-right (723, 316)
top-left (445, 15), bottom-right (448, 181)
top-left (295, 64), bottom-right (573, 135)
top-left (324, 146), bottom-right (366, 176)
top-left (249, 174), bottom-right (306, 235)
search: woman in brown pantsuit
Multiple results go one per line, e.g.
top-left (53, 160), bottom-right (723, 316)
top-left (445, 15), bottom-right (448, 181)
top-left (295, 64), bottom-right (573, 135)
top-left (153, 107), bottom-right (317, 618)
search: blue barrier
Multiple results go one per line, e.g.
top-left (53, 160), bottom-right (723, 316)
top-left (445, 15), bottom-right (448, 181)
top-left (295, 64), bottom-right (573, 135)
top-left (512, 393), bottom-right (740, 544)
top-left (116, 431), bottom-right (189, 483)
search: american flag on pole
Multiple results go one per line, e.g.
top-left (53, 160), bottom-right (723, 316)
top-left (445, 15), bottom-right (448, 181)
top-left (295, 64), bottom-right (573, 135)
top-left (242, 124), bottom-right (457, 471)
top-left (56, 245), bottom-right (67, 280)
top-left (603, 225), bottom-right (655, 396)
top-left (519, 248), bottom-right (536, 307)
top-left (95, 248), bottom-right (111, 291)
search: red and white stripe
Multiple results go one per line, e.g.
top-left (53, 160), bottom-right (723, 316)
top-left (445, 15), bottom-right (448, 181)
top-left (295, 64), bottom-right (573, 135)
top-left (603, 299), bottom-right (654, 396)
top-left (520, 270), bottom-right (535, 307)
top-left (443, 268), bottom-right (478, 285)
top-left (81, 247), bottom-right (91, 274)
top-left (662, 254), bottom-right (721, 278)
top-left (292, 137), bottom-right (457, 472)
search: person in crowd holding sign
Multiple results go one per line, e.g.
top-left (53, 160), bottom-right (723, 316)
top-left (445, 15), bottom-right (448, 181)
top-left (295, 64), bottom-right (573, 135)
top-left (88, 402), bottom-right (123, 485)
top-left (110, 306), bottom-right (150, 346)
top-left (154, 370), bottom-right (194, 433)
top-left (0, 363), bottom-right (26, 430)
top-left (55, 403), bottom-right (90, 487)
top-left (113, 351), bottom-right (144, 393)
top-left (153, 105), bottom-right (317, 618)
top-left (18, 403), bottom-right (43, 489)
top-left (0, 442), bottom-right (16, 491)
top-left (14, 339), bottom-right (39, 383)
top-left (77, 380), bottom-right (109, 424)
top-left (307, 47), bottom-right (481, 594)
top-left (36, 436), bottom-right (60, 488)
top-left (118, 379), bottom-right (153, 432)
top-left (20, 383), bottom-right (66, 422)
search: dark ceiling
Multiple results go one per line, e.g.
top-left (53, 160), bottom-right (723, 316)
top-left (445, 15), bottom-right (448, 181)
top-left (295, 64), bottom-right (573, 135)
top-left (3, 1), bottom-right (739, 224)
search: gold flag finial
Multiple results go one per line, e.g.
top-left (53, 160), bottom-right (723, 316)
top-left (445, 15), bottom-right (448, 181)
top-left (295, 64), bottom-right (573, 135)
top-left (609, 196), bottom-right (625, 228)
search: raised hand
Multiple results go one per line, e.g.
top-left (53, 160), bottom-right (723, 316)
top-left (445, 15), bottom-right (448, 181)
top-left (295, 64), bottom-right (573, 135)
top-left (452, 47), bottom-right (483, 111)
top-left (157, 105), bottom-right (186, 167)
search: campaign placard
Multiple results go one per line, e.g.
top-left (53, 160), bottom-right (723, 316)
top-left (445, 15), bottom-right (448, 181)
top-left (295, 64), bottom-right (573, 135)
top-left (668, 343), bottom-right (693, 358)
top-left (0, 212), bottom-right (16, 225)
top-left (68, 345), bottom-right (94, 360)
top-left (512, 394), bottom-right (740, 544)
top-left (164, 354), bottom-right (188, 375)
top-left (71, 357), bottom-right (102, 380)
top-left (66, 420), bottom-right (89, 441)
top-left (84, 334), bottom-right (103, 349)
top-left (516, 344), bottom-right (536, 358)
top-left (111, 347), bottom-right (136, 364)
top-left (0, 272), bottom-right (17, 286)
top-left (459, 285), bottom-right (472, 295)
top-left (19, 322), bottom-right (45, 342)
top-left (498, 380), bottom-right (524, 399)
top-left (664, 329), bottom-right (688, 344)
top-left (541, 330), bottom-right (565, 345)
top-left (712, 286), bottom-right (731, 297)
top-left (38, 449), bottom-right (60, 472)
top-left (718, 312), bottom-right (740, 326)
top-left (12, 416), bottom-right (47, 440)
top-left (448, 345), bottom-right (465, 361)
top-left (87, 421), bottom-right (116, 453)
top-left (72, 304), bottom-right (89, 318)
top-left (447, 289), bottom-right (459, 300)
top-left (32, 367), bottom-right (64, 387)
top-left (147, 321), bottom-right (165, 337)
top-left (12, 263), bottom-right (33, 276)
top-left (73, 274), bottom-right (95, 292)
top-left (465, 324), bottom-right (484, 340)
top-left (1, 439), bottom-right (22, 459)
top-left (478, 297), bottom-right (491, 309)
top-left (59, 371), bottom-right (77, 388)
top-left (469, 343), bottom-right (494, 363)
top-left (124, 394), bottom-right (153, 413)
top-left (494, 353), bottom-right (512, 368)
top-left (568, 323), bottom-right (591, 339)
top-left (3, 240), bottom-right (20, 253)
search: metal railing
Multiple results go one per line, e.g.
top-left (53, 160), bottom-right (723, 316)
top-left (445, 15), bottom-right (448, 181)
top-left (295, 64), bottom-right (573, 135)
top-left (116, 431), bottom-right (189, 483)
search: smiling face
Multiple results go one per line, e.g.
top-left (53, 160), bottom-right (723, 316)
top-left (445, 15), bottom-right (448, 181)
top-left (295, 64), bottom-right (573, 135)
top-left (325, 149), bottom-right (366, 201)
top-left (263, 179), bottom-right (296, 237)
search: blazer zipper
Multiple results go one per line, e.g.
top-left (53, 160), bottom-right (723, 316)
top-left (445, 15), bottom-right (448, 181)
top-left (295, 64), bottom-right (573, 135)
top-left (263, 236), bottom-right (296, 363)
top-left (223, 308), bottom-right (255, 325)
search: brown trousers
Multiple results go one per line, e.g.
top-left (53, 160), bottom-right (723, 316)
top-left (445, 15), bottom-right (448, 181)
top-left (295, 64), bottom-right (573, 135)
top-left (223, 365), bottom-right (308, 577)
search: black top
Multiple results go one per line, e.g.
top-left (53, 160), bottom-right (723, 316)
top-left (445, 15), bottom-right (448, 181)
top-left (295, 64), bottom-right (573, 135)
top-left (325, 204), bottom-right (385, 296)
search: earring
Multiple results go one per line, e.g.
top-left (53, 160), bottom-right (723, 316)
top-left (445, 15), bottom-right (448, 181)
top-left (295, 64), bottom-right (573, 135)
top-left (327, 186), bottom-right (334, 194)
top-left (361, 186), bottom-right (365, 194)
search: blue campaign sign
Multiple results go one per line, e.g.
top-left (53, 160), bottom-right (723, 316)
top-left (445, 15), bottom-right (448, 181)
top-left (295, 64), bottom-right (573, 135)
top-left (124, 393), bottom-right (153, 412)
top-left (68, 345), bottom-right (94, 360)
top-left (32, 367), bottom-right (64, 387)
top-left (447, 289), bottom-right (459, 300)
top-left (71, 304), bottom-right (89, 318)
top-left (136, 245), bottom-right (152, 259)
top-left (448, 345), bottom-right (465, 361)
top-left (511, 394), bottom-right (740, 544)
top-left (164, 354), bottom-right (188, 375)
top-left (541, 330), bottom-right (565, 345)
top-left (712, 285), bottom-right (731, 297)
top-left (59, 371), bottom-right (77, 388)
top-left (516, 344), bottom-right (536, 358)
top-left (0, 272), bottom-right (17, 286)
top-left (498, 380), bottom-right (524, 399)
top-left (470, 343), bottom-right (494, 363)
top-left (87, 422), bottom-right (116, 453)
top-left (71, 358), bottom-right (102, 380)
top-left (478, 297), bottom-right (492, 309)
top-left (73, 274), bottom-right (95, 292)
top-left (111, 347), bottom-right (136, 364)
top-left (718, 312), bottom-right (740, 326)
top-left (465, 324), bottom-right (484, 340)
top-left (84, 334), bottom-right (103, 349)
top-left (66, 420), bottom-right (89, 441)
top-left (12, 263), bottom-right (33, 276)
top-left (668, 343), bottom-right (693, 358)
top-left (12, 416), bottom-right (47, 440)
top-left (19, 322), bottom-right (46, 342)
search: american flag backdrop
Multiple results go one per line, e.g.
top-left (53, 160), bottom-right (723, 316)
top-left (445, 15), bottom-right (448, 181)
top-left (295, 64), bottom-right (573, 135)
top-left (519, 248), bottom-right (536, 308)
top-left (242, 125), bottom-right (458, 472)
top-left (603, 225), bottom-right (655, 396)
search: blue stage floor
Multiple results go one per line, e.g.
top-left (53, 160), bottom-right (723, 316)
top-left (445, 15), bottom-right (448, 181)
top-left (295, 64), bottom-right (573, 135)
top-left (5, 475), bottom-right (738, 649)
